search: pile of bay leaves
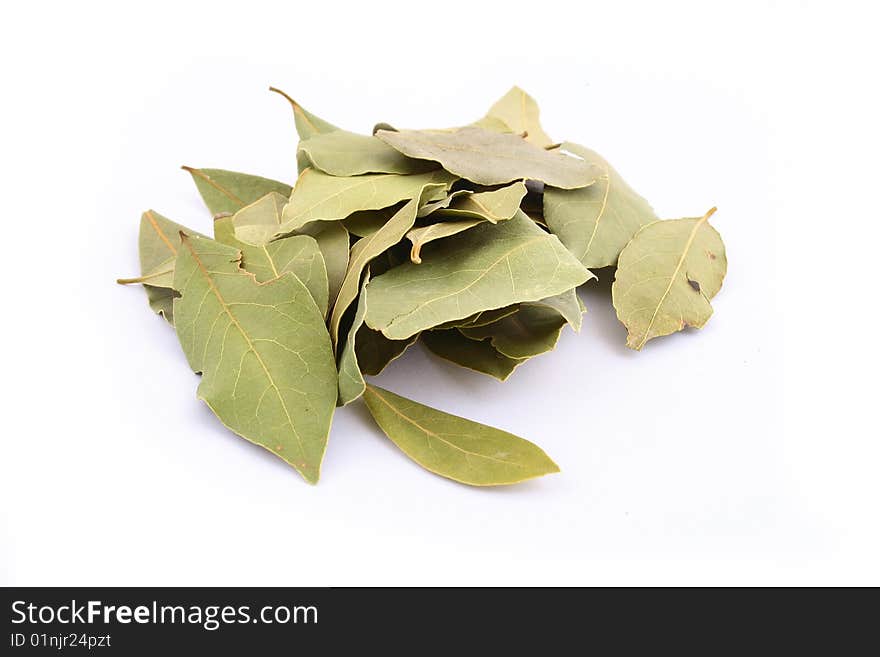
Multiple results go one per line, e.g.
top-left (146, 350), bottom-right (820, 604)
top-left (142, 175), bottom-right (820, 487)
top-left (119, 86), bottom-right (727, 486)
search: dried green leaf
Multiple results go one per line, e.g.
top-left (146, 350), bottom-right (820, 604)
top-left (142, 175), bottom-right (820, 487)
top-left (116, 210), bottom-right (207, 324)
top-left (459, 305), bottom-right (569, 359)
top-left (364, 211), bottom-right (595, 340)
top-left (298, 131), bottom-right (435, 176)
top-left (342, 204), bottom-right (402, 238)
top-left (279, 168), bottom-right (455, 234)
top-left (143, 285), bottom-right (177, 322)
top-left (298, 221), bottom-right (349, 308)
top-left (529, 288), bottom-right (584, 332)
top-left (406, 182), bottom-right (528, 262)
top-left (337, 272), bottom-right (370, 406)
top-left (417, 189), bottom-right (473, 217)
top-left (214, 215), bottom-right (329, 317)
top-left (433, 306), bottom-right (520, 331)
top-left (612, 209), bottom-right (727, 350)
top-left (480, 86), bottom-right (553, 147)
top-left (376, 126), bottom-right (597, 189)
top-left (183, 167), bottom-right (292, 216)
top-left (422, 330), bottom-right (524, 381)
top-left (329, 184), bottom-right (446, 345)
top-left (419, 182), bottom-right (527, 223)
top-left (363, 385), bottom-right (558, 486)
top-left (544, 142), bottom-right (657, 268)
top-left (173, 234), bottom-right (336, 484)
top-left (226, 191), bottom-right (288, 246)
top-left (406, 219), bottom-right (484, 264)
top-left (270, 87), bottom-right (341, 140)
top-left (356, 331), bottom-right (418, 376)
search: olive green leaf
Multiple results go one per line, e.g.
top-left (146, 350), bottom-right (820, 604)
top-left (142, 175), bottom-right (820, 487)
top-left (143, 285), bottom-right (176, 322)
top-left (182, 166), bottom-right (292, 216)
top-left (612, 208), bottom-right (727, 350)
top-left (459, 305), bottom-right (569, 359)
top-left (219, 190), bottom-right (349, 305)
top-left (329, 184), bottom-right (447, 345)
top-left (422, 330), bottom-right (524, 381)
top-left (298, 131), bottom-right (435, 176)
top-left (337, 272), bottom-right (370, 407)
top-left (419, 182), bottom-right (527, 223)
top-left (417, 189), bottom-right (473, 217)
top-left (298, 220), bottom-right (349, 308)
top-left (279, 168), bottom-right (455, 234)
top-left (529, 287), bottom-right (584, 332)
top-left (544, 142), bottom-right (657, 268)
top-left (479, 86), bottom-right (553, 148)
top-left (356, 331), bottom-right (418, 376)
top-left (364, 211), bottom-right (595, 340)
top-left (458, 287), bottom-right (583, 358)
top-left (214, 215), bottom-right (329, 317)
top-left (172, 234), bottom-right (337, 484)
top-left (269, 86), bottom-right (341, 140)
top-left (116, 210), bottom-right (207, 323)
top-left (406, 219), bottom-right (484, 264)
top-left (406, 182), bottom-right (528, 262)
top-left (225, 191), bottom-right (288, 246)
top-left (342, 204), bottom-right (402, 238)
top-left (362, 384), bottom-right (559, 486)
top-left (433, 306), bottom-right (521, 331)
top-left (376, 127), bottom-right (597, 189)
top-left (335, 266), bottom-right (418, 402)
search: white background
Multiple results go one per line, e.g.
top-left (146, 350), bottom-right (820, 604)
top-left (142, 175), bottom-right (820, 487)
top-left (2, 1), bottom-right (878, 586)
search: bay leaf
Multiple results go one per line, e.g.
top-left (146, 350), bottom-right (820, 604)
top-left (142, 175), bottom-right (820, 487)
top-left (479, 86), bottom-right (553, 148)
top-left (342, 204), bottom-right (402, 238)
top-left (335, 266), bottom-right (418, 401)
top-left (376, 126), bottom-right (597, 189)
top-left (432, 181), bottom-right (527, 222)
top-left (172, 234), bottom-right (336, 484)
top-left (226, 191), bottom-right (288, 246)
top-left (269, 86), bottom-right (341, 139)
top-left (544, 142), bottom-right (657, 268)
top-left (214, 215), bottom-right (329, 317)
top-left (116, 210), bottom-right (206, 323)
top-left (356, 331), bottom-right (418, 376)
top-left (406, 219), bottom-right (484, 264)
top-left (611, 208), bottom-right (727, 350)
top-left (456, 288), bottom-right (582, 356)
top-left (459, 305), bottom-right (569, 359)
top-left (417, 189), bottom-right (473, 217)
top-left (143, 285), bottom-right (176, 322)
top-left (337, 272), bottom-right (370, 406)
top-left (183, 166), bottom-right (292, 216)
top-left (329, 184), bottom-right (446, 345)
top-left (454, 306), bottom-right (521, 329)
top-left (406, 181), bottom-right (529, 262)
top-left (364, 211), bottom-right (595, 340)
top-left (422, 330), bottom-right (524, 381)
top-left (528, 287), bottom-right (584, 332)
top-left (362, 384), bottom-right (558, 486)
top-left (298, 220), bottom-right (349, 308)
top-left (470, 115), bottom-right (513, 133)
top-left (279, 168), bottom-right (455, 234)
top-left (433, 306), bottom-right (520, 331)
top-left (298, 131), bottom-right (435, 176)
